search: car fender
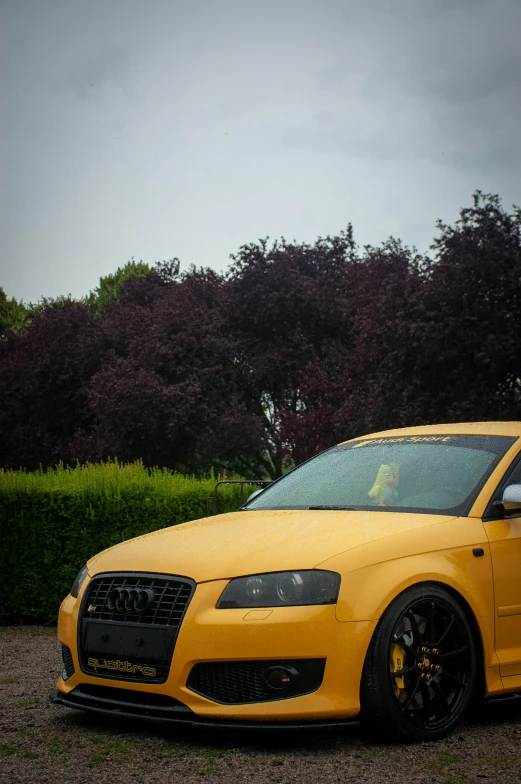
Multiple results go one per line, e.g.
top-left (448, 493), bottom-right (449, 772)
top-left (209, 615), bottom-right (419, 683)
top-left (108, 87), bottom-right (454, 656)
top-left (317, 518), bottom-right (499, 675)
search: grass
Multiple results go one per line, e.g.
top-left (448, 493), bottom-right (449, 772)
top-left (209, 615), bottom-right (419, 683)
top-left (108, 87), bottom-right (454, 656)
top-left (86, 738), bottom-right (134, 766)
top-left (203, 748), bottom-right (233, 759)
top-left (0, 743), bottom-right (18, 757)
top-left (439, 751), bottom-right (459, 763)
top-left (20, 750), bottom-right (38, 760)
top-left (83, 735), bottom-right (198, 767)
top-left (195, 763), bottom-right (218, 775)
top-left (0, 741), bottom-right (38, 761)
top-left (149, 741), bottom-right (194, 759)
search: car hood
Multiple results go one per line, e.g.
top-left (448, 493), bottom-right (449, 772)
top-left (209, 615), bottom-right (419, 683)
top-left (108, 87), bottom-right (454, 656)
top-left (88, 509), bottom-right (456, 583)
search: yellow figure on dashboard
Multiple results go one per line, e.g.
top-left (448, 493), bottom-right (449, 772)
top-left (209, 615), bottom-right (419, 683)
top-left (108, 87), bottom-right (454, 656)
top-left (368, 463), bottom-right (399, 506)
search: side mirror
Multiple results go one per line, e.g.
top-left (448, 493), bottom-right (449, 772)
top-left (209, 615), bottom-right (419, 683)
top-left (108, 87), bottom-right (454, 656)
top-left (245, 488), bottom-right (263, 504)
top-left (502, 484), bottom-right (521, 514)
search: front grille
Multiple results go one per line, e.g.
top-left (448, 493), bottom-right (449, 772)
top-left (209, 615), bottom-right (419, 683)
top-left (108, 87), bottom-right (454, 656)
top-left (83, 573), bottom-right (194, 626)
top-left (187, 659), bottom-right (326, 704)
top-left (61, 644), bottom-right (75, 680)
top-left (79, 572), bottom-right (195, 684)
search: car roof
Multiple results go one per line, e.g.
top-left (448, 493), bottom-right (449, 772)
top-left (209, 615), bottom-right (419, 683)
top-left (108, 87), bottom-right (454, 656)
top-left (339, 421), bottom-right (521, 445)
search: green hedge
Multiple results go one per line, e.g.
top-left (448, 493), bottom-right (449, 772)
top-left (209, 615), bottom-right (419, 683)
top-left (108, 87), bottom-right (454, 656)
top-left (0, 461), bottom-right (255, 625)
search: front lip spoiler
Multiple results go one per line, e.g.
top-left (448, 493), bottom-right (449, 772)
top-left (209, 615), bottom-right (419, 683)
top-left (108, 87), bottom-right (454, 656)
top-left (50, 688), bottom-right (359, 730)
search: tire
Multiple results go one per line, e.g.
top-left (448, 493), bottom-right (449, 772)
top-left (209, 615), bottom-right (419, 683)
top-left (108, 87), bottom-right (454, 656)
top-left (360, 583), bottom-right (477, 742)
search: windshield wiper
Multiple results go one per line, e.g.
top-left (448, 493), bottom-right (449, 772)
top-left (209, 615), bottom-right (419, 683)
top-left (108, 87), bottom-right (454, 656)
top-left (307, 505), bottom-right (355, 511)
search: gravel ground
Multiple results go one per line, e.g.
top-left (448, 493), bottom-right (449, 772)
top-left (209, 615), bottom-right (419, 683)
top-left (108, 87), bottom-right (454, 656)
top-left (1, 626), bottom-right (521, 784)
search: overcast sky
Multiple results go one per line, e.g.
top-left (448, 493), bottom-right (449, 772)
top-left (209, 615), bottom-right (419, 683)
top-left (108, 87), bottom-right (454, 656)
top-left (2, 0), bottom-right (520, 303)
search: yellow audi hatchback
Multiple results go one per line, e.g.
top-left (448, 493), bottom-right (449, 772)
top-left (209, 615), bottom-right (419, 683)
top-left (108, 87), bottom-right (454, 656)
top-left (52, 423), bottom-right (521, 741)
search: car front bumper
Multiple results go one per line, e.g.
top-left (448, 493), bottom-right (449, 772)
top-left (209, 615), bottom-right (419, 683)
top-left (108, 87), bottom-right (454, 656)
top-left (54, 577), bottom-right (377, 724)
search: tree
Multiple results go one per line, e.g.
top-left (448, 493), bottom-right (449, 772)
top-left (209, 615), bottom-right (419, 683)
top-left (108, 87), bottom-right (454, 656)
top-left (227, 230), bottom-right (356, 476)
top-left (274, 238), bottom-right (426, 455)
top-left (0, 288), bottom-right (28, 336)
top-left (74, 267), bottom-right (261, 472)
top-left (0, 299), bottom-right (106, 469)
top-left (3, 193), bottom-right (519, 474)
top-left (411, 192), bottom-right (521, 422)
top-left (87, 259), bottom-right (154, 315)
top-left (334, 238), bottom-right (426, 436)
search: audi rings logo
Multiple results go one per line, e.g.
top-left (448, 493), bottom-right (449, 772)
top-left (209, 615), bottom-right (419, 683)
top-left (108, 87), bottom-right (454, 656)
top-left (107, 586), bottom-right (155, 614)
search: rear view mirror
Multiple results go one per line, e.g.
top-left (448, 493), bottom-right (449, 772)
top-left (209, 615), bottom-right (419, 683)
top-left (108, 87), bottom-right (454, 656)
top-left (502, 484), bottom-right (521, 514)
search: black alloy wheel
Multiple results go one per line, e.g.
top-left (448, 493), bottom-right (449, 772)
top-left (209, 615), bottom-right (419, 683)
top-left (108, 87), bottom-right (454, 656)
top-left (360, 584), bottom-right (476, 742)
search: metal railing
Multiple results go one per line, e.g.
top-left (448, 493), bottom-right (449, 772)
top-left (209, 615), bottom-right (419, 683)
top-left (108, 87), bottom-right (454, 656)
top-left (206, 479), bottom-right (272, 515)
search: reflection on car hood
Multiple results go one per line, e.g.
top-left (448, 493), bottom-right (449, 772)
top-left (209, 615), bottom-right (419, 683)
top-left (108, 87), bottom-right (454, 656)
top-left (88, 509), bottom-right (457, 583)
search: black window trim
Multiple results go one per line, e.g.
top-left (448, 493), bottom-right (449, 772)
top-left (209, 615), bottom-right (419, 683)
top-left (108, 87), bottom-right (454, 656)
top-left (483, 450), bottom-right (521, 521)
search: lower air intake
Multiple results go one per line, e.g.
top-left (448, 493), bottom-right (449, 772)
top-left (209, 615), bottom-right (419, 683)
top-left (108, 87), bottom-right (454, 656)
top-left (61, 644), bottom-right (75, 680)
top-left (187, 659), bottom-right (326, 704)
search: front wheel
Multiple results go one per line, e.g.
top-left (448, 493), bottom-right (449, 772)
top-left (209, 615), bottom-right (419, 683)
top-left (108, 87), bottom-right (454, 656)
top-left (360, 584), bottom-right (477, 742)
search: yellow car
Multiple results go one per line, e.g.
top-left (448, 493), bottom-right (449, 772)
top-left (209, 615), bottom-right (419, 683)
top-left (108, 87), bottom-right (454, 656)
top-left (52, 423), bottom-right (521, 741)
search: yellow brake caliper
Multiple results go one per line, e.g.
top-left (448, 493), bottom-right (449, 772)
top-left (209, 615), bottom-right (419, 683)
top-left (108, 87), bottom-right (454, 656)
top-left (390, 642), bottom-right (405, 697)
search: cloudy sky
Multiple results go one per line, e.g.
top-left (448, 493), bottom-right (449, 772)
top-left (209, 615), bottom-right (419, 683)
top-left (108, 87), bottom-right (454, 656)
top-left (2, 0), bottom-right (520, 303)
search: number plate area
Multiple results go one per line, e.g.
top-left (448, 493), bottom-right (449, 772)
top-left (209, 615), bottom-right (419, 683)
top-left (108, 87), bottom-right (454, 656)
top-left (80, 621), bottom-right (176, 683)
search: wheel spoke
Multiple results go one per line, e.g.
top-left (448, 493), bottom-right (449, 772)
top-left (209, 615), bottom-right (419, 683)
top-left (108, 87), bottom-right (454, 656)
top-left (393, 635), bottom-right (417, 658)
top-left (419, 681), bottom-right (432, 722)
top-left (440, 669), bottom-right (467, 689)
top-left (434, 614), bottom-right (455, 646)
top-left (403, 676), bottom-right (422, 711)
top-left (391, 663), bottom-right (418, 678)
top-left (439, 645), bottom-right (469, 661)
top-left (406, 610), bottom-right (422, 644)
top-left (430, 679), bottom-right (451, 718)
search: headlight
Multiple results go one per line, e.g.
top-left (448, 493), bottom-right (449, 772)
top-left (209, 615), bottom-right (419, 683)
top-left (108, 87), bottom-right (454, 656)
top-left (70, 565), bottom-right (89, 598)
top-left (217, 570), bottom-right (340, 608)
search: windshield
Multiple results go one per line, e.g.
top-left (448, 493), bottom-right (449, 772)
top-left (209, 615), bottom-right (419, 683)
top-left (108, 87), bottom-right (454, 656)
top-left (245, 435), bottom-right (516, 515)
